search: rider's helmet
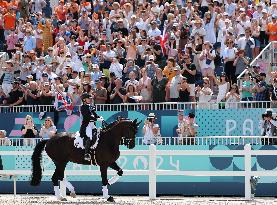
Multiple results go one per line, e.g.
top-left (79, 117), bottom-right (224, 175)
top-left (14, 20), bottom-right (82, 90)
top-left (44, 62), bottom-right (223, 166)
top-left (81, 93), bottom-right (92, 102)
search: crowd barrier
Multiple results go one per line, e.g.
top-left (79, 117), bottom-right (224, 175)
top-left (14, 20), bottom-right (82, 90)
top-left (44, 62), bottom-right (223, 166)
top-left (1, 136), bottom-right (277, 146)
top-left (1, 144), bottom-right (277, 200)
top-left (0, 101), bottom-right (272, 113)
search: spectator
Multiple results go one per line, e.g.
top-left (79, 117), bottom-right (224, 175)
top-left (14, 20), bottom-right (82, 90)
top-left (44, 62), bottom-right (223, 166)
top-left (110, 78), bottom-right (126, 104)
top-left (21, 115), bottom-right (38, 146)
top-left (223, 39), bottom-right (237, 84)
top-left (125, 84), bottom-right (139, 103)
top-left (138, 68), bottom-right (152, 103)
top-left (142, 113), bottom-right (161, 145)
top-left (169, 67), bottom-right (182, 102)
top-left (39, 117), bottom-right (57, 139)
top-left (233, 49), bottom-right (249, 79)
top-left (24, 81), bottom-right (40, 105)
top-left (177, 76), bottom-right (190, 103)
top-left (241, 72), bottom-right (253, 102)
top-left (0, 130), bottom-right (11, 146)
top-left (3, 81), bottom-right (24, 107)
top-left (196, 77), bottom-right (213, 109)
top-left (179, 112), bottom-right (198, 145)
top-left (213, 72), bottom-right (230, 104)
top-left (253, 73), bottom-right (268, 102)
top-left (39, 82), bottom-right (54, 105)
top-left (109, 57), bottom-right (123, 79)
top-left (225, 84), bottom-right (240, 109)
top-left (93, 79), bottom-right (107, 104)
top-left (151, 68), bottom-right (168, 103)
top-left (1, 61), bottom-right (15, 96)
top-left (176, 110), bottom-right (186, 145)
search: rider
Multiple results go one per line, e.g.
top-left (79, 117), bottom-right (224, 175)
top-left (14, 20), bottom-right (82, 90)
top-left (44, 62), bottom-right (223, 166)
top-left (80, 93), bottom-right (104, 161)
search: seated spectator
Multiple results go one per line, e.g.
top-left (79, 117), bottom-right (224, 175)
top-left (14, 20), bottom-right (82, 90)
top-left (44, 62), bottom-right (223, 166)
top-left (0, 130), bottom-right (11, 146)
top-left (176, 110), bottom-right (186, 145)
top-left (39, 117), bottom-right (57, 139)
top-left (3, 81), bottom-right (24, 107)
top-left (124, 71), bottom-right (139, 88)
top-left (196, 77), bottom-right (213, 109)
top-left (93, 79), bottom-right (107, 104)
top-left (24, 81), bottom-right (40, 105)
top-left (21, 115), bottom-right (38, 146)
top-left (125, 84), bottom-right (139, 103)
top-left (225, 84), bottom-right (240, 109)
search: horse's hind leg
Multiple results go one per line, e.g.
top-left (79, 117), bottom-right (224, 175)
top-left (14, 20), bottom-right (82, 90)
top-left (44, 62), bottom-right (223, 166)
top-left (108, 162), bottom-right (123, 185)
top-left (52, 162), bottom-right (67, 201)
top-left (100, 166), bottom-right (114, 202)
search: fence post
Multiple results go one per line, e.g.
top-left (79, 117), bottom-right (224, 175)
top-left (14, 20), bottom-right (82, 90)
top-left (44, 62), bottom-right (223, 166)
top-left (60, 175), bottom-right (67, 197)
top-left (149, 144), bottom-right (156, 199)
top-left (244, 144), bottom-right (251, 200)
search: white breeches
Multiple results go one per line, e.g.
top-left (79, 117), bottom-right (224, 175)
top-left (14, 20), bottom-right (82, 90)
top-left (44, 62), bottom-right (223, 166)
top-left (1, 83), bottom-right (13, 96)
top-left (86, 122), bottom-right (96, 140)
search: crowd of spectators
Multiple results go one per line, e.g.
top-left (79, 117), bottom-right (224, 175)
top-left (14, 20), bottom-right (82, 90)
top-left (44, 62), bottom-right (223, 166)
top-left (0, 0), bottom-right (277, 109)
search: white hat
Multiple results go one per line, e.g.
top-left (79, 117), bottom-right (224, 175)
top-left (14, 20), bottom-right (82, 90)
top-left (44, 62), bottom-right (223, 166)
top-left (262, 9), bottom-right (268, 13)
top-left (0, 130), bottom-right (7, 136)
top-left (227, 27), bottom-right (234, 34)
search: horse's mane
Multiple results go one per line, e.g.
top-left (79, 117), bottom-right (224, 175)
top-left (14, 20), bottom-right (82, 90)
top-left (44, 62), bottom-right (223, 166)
top-left (102, 118), bottom-right (131, 134)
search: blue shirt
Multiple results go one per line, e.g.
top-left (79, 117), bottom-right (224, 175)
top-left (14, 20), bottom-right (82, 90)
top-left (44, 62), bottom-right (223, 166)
top-left (23, 36), bottom-right (36, 52)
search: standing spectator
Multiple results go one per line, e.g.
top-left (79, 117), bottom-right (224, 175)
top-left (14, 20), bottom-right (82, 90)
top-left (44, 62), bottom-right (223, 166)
top-left (177, 77), bottom-right (190, 103)
top-left (236, 27), bottom-right (255, 60)
top-left (241, 72), bottom-right (253, 102)
top-left (253, 73), bottom-right (269, 103)
top-left (181, 54), bottom-right (197, 102)
top-left (39, 117), bottom-right (57, 139)
top-left (225, 84), bottom-right (240, 109)
top-left (39, 82), bottom-right (54, 105)
top-left (23, 29), bottom-right (36, 53)
top-left (199, 41), bottom-right (216, 88)
top-left (233, 49), bottom-right (249, 78)
top-left (109, 57), bottom-right (123, 79)
top-left (169, 67), bottom-right (182, 102)
top-left (110, 78), bottom-right (126, 104)
top-left (196, 77), bottom-right (213, 109)
top-left (5, 30), bottom-right (18, 58)
top-left (1, 61), bottom-right (15, 96)
top-left (213, 72), bottom-right (230, 104)
top-left (143, 113), bottom-right (161, 145)
top-left (21, 115), bottom-right (38, 146)
top-left (24, 81), bottom-right (40, 105)
top-left (3, 8), bottom-right (16, 31)
top-left (182, 113), bottom-right (199, 145)
top-left (138, 68), bottom-right (152, 103)
top-left (151, 68), bottom-right (168, 103)
top-left (223, 39), bottom-right (237, 84)
top-left (266, 14), bottom-right (277, 42)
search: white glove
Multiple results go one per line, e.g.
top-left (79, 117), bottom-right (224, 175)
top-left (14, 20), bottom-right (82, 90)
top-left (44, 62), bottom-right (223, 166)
top-left (98, 116), bottom-right (104, 122)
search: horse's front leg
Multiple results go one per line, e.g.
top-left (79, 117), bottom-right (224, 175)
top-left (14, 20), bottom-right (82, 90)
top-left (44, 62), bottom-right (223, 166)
top-left (100, 165), bottom-right (115, 202)
top-left (108, 162), bottom-right (123, 185)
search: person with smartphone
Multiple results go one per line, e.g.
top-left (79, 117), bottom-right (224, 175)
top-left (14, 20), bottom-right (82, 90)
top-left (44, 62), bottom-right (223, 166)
top-left (142, 113), bottom-right (161, 145)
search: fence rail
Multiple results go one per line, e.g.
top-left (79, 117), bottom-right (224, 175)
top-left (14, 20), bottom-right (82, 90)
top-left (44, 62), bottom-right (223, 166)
top-left (0, 101), bottom-right (272, 113)
top-left (1, 136), bottom-right (276, 147)
top-left (1, 144), bottom-right (277, 200)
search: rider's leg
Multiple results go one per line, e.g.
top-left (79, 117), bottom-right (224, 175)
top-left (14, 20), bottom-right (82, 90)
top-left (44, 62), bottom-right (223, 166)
top-left (84, 138), bottom-right (92, 161)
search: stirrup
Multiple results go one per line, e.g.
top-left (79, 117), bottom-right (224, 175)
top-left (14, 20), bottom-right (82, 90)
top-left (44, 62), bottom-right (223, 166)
top-left (84, 153), bottom-right (91, 161)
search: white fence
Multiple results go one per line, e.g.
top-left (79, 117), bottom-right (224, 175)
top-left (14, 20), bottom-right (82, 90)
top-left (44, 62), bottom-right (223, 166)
top-left (1, 144), bottom-right (277, 200)
top-left (0, 101), bottom-right (272, 113)
top-left (1, 136), bottom-right (277, 146)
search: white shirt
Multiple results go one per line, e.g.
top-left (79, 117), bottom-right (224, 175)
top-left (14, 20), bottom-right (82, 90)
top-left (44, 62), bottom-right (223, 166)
top-left (148, 28), bottom-right (162, 38)
top-left (191, 27), bottom-right (206, 37)
top-left (143, 123), bottom-right (159, 144)
top-left (204, 13), bottom-right (217, 44)
top-left (223, 47), bottom-right (237, 60)
top-left (109, 63), bottom-right (123, 79)
top-left (170, 74), bottom-right (182, 98)
top-left (236, 36), bottom-right (255, 50)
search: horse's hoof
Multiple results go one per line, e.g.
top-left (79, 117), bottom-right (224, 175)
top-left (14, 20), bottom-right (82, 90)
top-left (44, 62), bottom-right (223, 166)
top-left (107, 196), bottom-right (115, 202)
top-left (70, 192), bottom-right (76, 198)
top-left (60, 197), bottom-right (67, 201)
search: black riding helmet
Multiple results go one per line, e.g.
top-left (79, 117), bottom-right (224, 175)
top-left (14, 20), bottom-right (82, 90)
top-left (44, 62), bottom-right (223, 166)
top-left (81, 93), bottom-right (92, 101)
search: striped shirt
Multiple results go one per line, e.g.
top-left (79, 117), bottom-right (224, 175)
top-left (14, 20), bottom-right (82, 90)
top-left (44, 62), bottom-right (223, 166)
top-left (2, 71), bottom-right (14, 84)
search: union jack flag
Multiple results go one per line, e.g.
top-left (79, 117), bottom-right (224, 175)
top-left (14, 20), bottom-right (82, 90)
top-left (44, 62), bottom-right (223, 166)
top-left (56, 93), bottom-right (73, 112)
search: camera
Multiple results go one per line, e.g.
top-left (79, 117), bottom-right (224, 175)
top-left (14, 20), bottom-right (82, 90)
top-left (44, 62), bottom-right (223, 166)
top-left (147, 117), bottom-right (153, 123)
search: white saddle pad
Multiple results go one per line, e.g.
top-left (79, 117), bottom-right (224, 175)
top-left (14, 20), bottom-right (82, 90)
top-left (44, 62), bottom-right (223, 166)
top-left (74, 130), bottom-right (101, 150)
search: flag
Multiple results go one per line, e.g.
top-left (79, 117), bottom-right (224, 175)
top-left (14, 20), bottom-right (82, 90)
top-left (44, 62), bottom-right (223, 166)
top-left (56, 93), bottom-right (73, 112)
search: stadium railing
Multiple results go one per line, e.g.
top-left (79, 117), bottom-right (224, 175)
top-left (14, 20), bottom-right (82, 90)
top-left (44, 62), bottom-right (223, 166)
top-left (1, 136), bottom-right (276, 146)
top-left (0, 101), bottom-right (272, 113)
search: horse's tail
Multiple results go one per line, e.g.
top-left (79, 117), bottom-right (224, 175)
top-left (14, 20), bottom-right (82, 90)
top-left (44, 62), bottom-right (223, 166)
top-left (30, 140), bottom-right (48, 186)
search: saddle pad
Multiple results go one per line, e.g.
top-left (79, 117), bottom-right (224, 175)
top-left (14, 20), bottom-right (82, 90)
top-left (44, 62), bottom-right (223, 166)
top-left (74, 132), bottom-right (85, 149)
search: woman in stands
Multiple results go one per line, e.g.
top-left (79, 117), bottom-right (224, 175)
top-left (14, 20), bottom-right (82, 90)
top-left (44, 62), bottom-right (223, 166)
top-left (21, 115), bottom-right (38, 146)
top-left (39, 117), bottom-right (57, 139)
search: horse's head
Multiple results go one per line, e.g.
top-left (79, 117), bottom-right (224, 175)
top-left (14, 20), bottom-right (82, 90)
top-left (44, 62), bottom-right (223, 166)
top-left (120, 118), bottom-right (141, 149)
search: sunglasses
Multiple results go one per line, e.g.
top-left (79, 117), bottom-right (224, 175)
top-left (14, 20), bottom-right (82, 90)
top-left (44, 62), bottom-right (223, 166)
top-left (204, 82), bottom-right (208, 84)
top-left (45, 119), bottom-right (51, 122)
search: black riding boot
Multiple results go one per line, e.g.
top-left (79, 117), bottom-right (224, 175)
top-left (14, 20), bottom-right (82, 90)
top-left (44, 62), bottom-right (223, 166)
top-left (84, 139), bottom-right (92, 161)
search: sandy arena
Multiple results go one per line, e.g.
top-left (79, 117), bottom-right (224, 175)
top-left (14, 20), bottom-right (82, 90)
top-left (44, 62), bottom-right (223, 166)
top-left (0, 195), bottom-right (276, 205)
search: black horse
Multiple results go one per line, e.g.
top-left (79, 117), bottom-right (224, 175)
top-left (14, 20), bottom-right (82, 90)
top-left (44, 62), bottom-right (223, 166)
top-left (30, 118), bottom-right (140, 202)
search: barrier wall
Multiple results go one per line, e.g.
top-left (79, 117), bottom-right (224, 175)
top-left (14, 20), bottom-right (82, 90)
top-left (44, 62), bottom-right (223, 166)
top-left (0, 108), bottom-right (272, 138)
top-left (1, 108), bottom-right (277, 195)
